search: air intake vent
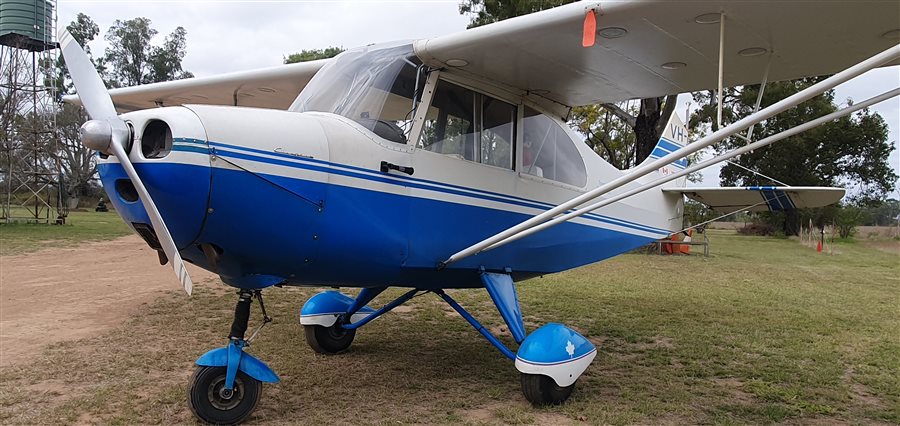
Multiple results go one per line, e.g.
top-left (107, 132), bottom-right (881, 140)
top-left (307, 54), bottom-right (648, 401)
top-left (116, 179), bottom-right (139, 202)
top-left (141, 120), bottom-right (172, 159)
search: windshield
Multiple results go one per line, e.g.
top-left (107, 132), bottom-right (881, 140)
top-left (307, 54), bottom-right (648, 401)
top-left (290, 43), bottom-right (422, 144)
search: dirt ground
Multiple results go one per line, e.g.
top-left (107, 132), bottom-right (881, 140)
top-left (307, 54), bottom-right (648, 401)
top-left (0, 235), bottom-right (216, 367)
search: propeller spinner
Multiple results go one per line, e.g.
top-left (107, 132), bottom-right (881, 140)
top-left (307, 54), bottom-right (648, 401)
top-left (59, 29), bottom-right (194, 295)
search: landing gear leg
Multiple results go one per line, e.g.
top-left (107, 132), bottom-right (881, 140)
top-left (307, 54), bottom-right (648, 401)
top-left (189, 290), bottom-right (278, 425)
top-left (441, 271), bottom-right (597, 407)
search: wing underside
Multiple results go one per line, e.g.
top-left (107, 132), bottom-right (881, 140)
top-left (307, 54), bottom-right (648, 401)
top-left (415, 0), bottom-right (900, 108)
top-left (664, 187), bottom-right (845, 214)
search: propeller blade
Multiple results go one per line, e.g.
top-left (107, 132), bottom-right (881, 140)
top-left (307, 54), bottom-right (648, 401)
top-left (58, 29), bottom-right (117, 121)
top-left (60, 28), bottom-right (194, 295)
top-left (109, 139), bottom-right (194, 295)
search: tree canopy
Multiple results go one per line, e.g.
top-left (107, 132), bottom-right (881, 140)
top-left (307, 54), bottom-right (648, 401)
top-left (284, 47), bottom-right (344, 64)
top-left (103, 17), bottom-right (193, 87)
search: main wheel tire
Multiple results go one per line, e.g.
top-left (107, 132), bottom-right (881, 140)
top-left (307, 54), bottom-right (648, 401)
top-left (304, 324), bottom-right (356, 354)
top-left (188, 366), bottom-right (261, 425)
top-left (520, 373), bottom-right (575, 406)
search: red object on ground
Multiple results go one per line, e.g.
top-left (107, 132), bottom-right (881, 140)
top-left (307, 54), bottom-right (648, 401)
top-left (679, 229), bottom-right (694, 254)
top-left (582, 10), bottom-right (597, 47)
top-left (663, 233), bottom-right (680, 254)
top-left (816, 241), bottom-right (823, 252)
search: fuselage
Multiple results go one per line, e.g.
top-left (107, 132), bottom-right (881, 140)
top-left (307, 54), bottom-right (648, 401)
top-left (98, 43), bottom-right (684, 290)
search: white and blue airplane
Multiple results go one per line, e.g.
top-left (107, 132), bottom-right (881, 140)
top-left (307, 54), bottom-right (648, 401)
top-left (60, 1), bottom-right (899, 424)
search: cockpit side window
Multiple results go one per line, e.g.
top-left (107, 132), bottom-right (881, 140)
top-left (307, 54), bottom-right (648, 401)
top-left (417, 79), bottom-right (515, 169)
top-left (522, 107), bottom-right (587, 187)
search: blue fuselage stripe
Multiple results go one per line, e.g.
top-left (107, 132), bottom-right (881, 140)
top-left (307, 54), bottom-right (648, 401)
top-left (172, 138), bottom-right (671, 235)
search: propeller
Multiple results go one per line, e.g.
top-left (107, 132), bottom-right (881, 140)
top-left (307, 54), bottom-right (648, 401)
top-left (59, 29), bottom-right (194, 295)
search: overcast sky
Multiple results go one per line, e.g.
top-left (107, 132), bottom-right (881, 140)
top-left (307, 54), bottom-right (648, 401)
top-left (57, 0), bottom-right (899, 195)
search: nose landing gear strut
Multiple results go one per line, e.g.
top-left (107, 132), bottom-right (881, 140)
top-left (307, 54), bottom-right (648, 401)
top-left (189, 290), bottom-right (279, 425)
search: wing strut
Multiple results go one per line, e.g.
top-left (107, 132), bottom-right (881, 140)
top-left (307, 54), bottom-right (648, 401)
top-left (739, 53), bottom-right (772, 143)
top-left (437, 44), bottom-right (900, 269)
top-left (717, 13), bottom-right (726, 129)
top-left (481, 88), bottom-right (898, 252)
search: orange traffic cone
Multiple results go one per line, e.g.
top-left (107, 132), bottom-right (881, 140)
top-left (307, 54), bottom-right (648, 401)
top-left (816, 241), bottom-right (823, 252)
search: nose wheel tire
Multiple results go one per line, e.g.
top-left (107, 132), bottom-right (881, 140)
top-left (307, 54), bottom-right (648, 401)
top-left (188, 366), bottom-right (261, 425)
top-left (304, 324), bottom-right (356, 354)
top-left (520, 373), bottom-right (575, 406)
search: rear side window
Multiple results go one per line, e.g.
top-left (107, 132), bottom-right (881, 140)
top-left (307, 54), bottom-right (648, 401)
top-left (522, 107), bottom-right (586, 187)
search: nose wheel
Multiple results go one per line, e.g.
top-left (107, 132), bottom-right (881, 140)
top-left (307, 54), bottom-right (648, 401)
top-left (188, 366), bottom-right (261, 425)
top-left (190, 290), bottom-right (279, 425)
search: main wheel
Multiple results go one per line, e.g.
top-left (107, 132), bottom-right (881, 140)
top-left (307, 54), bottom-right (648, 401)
top-left (520, 373), bottom-right (575, 406)
top-left (188, 366), bottom-right (261, 425)
top-left (304, 323), bottom-right (356, 354)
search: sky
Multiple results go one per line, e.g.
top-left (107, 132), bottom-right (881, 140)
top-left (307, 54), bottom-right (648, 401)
top-left (57, 0), bottom-right (899, 196)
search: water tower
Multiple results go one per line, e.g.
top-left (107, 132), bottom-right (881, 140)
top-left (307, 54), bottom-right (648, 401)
top-left (1, 0), bottom-right (63, 223)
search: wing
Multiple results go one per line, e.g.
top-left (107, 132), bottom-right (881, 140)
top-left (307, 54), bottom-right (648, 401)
top-left (414, 0), bottom-right (900, 107)
top-left (664, 187), bottom-right (845, 213)
top-left (63, 59), bottom-right (329, 112)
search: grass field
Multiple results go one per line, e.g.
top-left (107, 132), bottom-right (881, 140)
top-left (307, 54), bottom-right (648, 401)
top-left (0, 230), bottom-right (897, 425)
top-left (0, 210), bottom-right (130, 256)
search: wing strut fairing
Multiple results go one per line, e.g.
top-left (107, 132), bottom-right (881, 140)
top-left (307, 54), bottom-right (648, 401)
top-left (439, 45), bottom-right (900, 268)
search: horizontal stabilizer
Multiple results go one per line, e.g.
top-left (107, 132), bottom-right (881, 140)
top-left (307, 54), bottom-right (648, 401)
top-left (664, 186), bottom-right (844, 213)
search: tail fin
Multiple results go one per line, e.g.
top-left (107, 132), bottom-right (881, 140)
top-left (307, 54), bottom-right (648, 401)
top-left (638, 112), bottom-right (691, 187)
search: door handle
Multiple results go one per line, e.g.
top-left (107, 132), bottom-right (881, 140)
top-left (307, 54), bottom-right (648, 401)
top-left (380, 161), bottom-right (414, 176)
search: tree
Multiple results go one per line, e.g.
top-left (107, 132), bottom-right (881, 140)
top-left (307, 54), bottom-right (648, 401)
top-left (44, 13), bottom-right (103, 98)
top-left (689, 79), bottom-right (897, 234)
top-left (683, 199), bottom-right (719, 229)
top-left (570, 103), bottom-right (637, 169)
top-left (147, 27), bottom-right (194, 82)
top-left (284, 47), bottom-right (344, 64)
top-left (861, 198), bottom-right (899, 226)
top-left (55, 103), bottom-right (98, 198)
top-left (833, 204), bottom-right (866, 239)
top-left (459, 0), bottom-right (562, 28)
top-left (104, 18), bottom-right (193, 87)
top-left (458, 0), bottom-right (678, 168)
